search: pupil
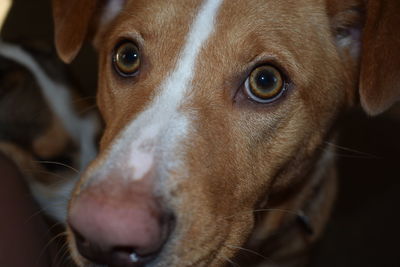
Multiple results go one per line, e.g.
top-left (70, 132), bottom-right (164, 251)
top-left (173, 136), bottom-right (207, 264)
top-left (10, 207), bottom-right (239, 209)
top-left (121, 46), bottom-right (138, 65)
top-left (256, 70), bottom-right (277, 91)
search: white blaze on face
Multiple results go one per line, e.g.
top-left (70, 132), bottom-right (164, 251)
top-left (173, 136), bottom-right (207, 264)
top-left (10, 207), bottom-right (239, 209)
top-left (103, 0), bottom-right (224, 181)
top-left (100, 0), bottom-right (125, 26)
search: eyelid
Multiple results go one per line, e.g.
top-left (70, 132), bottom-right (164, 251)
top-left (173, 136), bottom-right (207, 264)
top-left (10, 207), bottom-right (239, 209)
top-left (112, 38), bottom-right (142, 57)
top-left (113, 31), bottom-right (145, 50)
top-left (242, 53), bottom-right (293, 85)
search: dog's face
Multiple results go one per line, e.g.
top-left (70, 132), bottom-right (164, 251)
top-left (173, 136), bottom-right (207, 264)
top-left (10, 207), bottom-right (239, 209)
top-left (52, 0), bottom-right (400, 266)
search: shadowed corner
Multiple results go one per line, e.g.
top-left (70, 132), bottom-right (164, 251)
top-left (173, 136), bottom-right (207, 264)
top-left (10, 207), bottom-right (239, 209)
top-left (308, 106), bottom-right (400, 267)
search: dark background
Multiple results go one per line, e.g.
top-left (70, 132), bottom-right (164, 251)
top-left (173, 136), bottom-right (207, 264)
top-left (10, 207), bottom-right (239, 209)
top-left (2, 0), bottom-right (400, 266)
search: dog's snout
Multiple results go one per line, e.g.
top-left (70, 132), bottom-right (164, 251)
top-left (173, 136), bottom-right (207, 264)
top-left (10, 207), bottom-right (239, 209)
top-left (68, 181), bottom-right (173, 266)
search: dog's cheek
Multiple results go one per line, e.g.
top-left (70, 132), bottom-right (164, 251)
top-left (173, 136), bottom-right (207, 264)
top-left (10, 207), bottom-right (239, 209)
top-left (96, 54), bottom-right (116, 127)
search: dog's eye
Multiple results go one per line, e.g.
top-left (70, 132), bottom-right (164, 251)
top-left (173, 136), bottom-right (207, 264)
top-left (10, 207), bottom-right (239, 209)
top-left (113, 41), bottom-right (140, 76)
top-left (244, 65), bottom-right (285, 103)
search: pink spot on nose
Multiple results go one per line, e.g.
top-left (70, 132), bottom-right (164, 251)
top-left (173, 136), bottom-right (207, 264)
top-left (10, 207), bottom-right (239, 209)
top-left (129, 149), bottom-right (154, 180)
top-left (127, 124), bottom-right (158, 180)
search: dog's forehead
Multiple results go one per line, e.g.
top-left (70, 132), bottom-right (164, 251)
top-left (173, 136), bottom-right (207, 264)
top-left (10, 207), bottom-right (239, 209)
top-left (101, 0), bottom-right (329, 106)
top-left (102, 0), bottom-right (332, 121)
top-left (113, 0), bottom-right (326, 50)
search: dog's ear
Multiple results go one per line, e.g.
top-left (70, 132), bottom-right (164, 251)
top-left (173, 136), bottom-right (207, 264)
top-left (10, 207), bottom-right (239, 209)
top-left (52, 0), bottom-right (126, 63)
top-left (359, 0), bottom-right (400, 115)
top-left (329, 0), bottom-right (400, 115)
top-left (52, 0), bottom-right (98, 63)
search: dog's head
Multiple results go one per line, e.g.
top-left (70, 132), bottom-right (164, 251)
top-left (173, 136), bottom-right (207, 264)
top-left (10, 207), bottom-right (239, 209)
top-left (52, 0), bottom-right (400, 266)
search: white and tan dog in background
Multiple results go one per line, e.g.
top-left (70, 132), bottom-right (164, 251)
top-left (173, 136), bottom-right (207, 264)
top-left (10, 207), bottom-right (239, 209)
top-left (0, 40), bottom-right (99, 223)
top-left (9, 0), bottom-right (400, 266)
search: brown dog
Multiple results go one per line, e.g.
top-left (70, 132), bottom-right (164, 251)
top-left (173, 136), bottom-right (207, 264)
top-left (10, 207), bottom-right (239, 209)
top-left (48, 0), bottom-right (400, 266)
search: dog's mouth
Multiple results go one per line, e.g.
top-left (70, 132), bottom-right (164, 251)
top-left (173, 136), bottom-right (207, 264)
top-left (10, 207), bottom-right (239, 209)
top-left (66, 195), bottom-right (254, 267)
top-left (69, 210), bottom-right (177, 267)
top-left (74, 234), bottom-right (157, 267)
top-left (71, 234), bottom-right (234, 267)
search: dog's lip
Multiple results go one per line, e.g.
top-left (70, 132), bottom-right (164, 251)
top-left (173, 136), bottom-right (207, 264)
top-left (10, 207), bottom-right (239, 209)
top-left (76, 242), bottom-right (157, 267)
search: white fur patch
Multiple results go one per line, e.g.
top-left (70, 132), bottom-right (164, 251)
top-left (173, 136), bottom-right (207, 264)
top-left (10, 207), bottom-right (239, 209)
top-left (99, 0), bottom-right (223, 181)
top-left (100, 0), bottom-right (125, 26)
top-left (335, 28), bottom-right (361, 60)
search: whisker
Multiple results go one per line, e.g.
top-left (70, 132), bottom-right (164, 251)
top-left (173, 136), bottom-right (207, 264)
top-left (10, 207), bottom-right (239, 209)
top-left (252, 208), bottom-right (302, 217)
top-left (79, 104), bottom-right (98, 115)
top-left (36, 231), bottom-right (67, 266)
top-left (72, 96), bottom-right (96, 104)
top-left (29, 173), bottom-right (77, 189)
top-left (56, 245), bottom-right (69, 267)
top-left (34, 160), bottom-right (80, 174)
top-left (25, 201), bottom-right (68, 224)
top-left (224, 207), bottom-right (303, 220)
top-left (324, 141), bottom-right (380, 159)
top-left (225, 244), bottom-right (269, 261)
top-left (43, 221), bottom-right (65, 236)
top-left (219, 255), bottom-right (240, 267)
top-left (54, 240), bottom-right (70, 267)
top-left (330, 152), bottom-right (380, 159)
top-left (62, 254), bottom-right (75, 267)
top-left (21, 168), bottom-right (69, 181)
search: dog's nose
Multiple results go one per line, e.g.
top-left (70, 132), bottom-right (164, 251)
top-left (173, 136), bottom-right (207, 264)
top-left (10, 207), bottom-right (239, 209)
top-left (68, 182), bottom-right (172, 266)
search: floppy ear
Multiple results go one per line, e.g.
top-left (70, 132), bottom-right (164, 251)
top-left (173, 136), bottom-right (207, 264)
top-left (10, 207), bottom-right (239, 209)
top-left (359, 0), bottom-right (400, 115)
top-left (52, 0), bottom-right (126, 63)
top-left (52, 0), bottom-right (98, 63)
top-left (328, 0), bottom-right (400, 115)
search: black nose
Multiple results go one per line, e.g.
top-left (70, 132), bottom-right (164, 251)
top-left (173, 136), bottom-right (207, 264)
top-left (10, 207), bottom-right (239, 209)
top-left (72, 229), bottom-right (159, 267)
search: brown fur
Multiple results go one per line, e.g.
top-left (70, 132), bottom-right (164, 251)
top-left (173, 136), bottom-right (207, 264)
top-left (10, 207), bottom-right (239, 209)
top-left (51, 0), bottom-right (400, 266)
top-left (359, 0), bottom-right (400, 114)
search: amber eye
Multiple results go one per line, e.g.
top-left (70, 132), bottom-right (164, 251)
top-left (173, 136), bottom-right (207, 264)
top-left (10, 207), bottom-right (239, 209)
top-left (244, 65), bottom-right (285, 103)
top-left (113, 41), bottom-right (140, 76)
